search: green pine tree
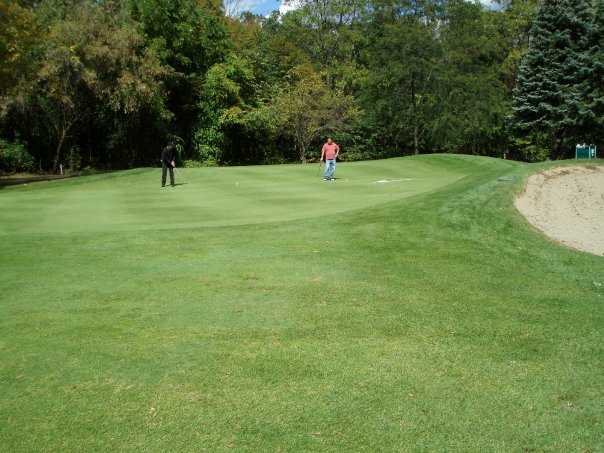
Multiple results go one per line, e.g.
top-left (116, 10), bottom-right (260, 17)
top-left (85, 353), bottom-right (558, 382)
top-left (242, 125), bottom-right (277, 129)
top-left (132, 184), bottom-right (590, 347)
top-left (512, 0), bottom-right (594, 159)
top-left (581, 0), bottom-right (604, 147)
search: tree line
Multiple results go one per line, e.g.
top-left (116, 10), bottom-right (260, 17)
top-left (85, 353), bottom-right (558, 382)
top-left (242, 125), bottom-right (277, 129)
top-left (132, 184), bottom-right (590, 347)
top-left (0, 0), bottom-right (602, 173)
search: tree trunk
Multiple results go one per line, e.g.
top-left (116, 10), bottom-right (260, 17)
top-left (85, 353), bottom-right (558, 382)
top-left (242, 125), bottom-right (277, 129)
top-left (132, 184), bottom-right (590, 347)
top-left (53, 129), bottom-right (67, 173)
top-left (552, 133), bottom-right (565, 159)
top-left (413, 124), bottom-right (419, 155)
top-left (411, 75), bottom-right (419, 155)
top-left (300, 142), bottom-right (306, 163)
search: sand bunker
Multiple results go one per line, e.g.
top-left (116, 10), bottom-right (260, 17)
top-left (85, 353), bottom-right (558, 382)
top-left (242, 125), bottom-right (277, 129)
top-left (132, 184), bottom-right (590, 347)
top-left (515, 166), bottom-right (604, 256)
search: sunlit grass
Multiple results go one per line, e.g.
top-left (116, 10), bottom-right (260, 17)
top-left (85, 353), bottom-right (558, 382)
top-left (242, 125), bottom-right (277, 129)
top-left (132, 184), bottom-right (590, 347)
top-left (1, 155), bottom-right (602, 451)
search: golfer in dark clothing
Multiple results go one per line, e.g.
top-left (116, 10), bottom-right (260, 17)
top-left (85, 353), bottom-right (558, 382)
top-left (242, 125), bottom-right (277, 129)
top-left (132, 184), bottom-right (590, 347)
top-left (161, 144), bottom-right (176, 187)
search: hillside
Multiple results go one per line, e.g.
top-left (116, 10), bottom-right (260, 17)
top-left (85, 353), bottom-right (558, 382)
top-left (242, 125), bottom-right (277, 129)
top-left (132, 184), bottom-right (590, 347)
top-left (1, 155), bottom-right (603, 452)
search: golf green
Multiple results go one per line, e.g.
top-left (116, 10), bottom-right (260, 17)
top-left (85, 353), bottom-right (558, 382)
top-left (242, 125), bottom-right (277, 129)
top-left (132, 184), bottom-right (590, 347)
top-left (1, 154), bottom-right (603, 452)
top-left (0, 155), bottom-right (470, 234)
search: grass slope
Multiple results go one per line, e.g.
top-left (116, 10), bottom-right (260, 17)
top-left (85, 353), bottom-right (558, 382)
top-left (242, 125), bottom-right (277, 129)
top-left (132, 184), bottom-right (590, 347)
top-left (0, 155), bottom-right (603, 452)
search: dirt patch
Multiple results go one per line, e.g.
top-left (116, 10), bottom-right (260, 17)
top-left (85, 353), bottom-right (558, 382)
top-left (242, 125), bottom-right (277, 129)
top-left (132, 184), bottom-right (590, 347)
top-left (515, 166), bottom-right (604, 256)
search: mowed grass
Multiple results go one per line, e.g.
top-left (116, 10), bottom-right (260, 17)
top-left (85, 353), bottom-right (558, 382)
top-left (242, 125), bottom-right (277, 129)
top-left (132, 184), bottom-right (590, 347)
top-left (0, 158), bottom-right (466, 234)
top-left (0, 155), bottom-right (603, 452)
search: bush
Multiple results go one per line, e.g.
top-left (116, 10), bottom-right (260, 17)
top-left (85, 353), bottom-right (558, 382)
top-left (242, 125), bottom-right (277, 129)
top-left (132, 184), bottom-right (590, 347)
top-left (79, 166), bottom-right (96, 175)
top-left (340, 148), bottom-right (375, 162)
top-left (511, 136), bottom-right (550, 162)
top-left (68, 146), bottom-right (82, 172)
top-left (0, 139), bottom-right (35, 173)
top-left (183, 158), bottom-right (217, 168)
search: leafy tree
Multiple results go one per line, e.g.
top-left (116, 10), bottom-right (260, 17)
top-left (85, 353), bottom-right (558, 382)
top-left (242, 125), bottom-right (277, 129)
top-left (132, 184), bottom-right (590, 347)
top-left (194, 55), bottom-right (257, 163)
top-left (363, 7), bottom-right (441, 155)
top-left (6, 2), bottom-right (170, 170)
top-left (219, 104), bottom-right (278, 164)
top-left (260, 11), bottom-right (313, 79)
top-left (434, 0), bottom-right (509, 155)
top-left (273, 66), bottom-right (359, 162)
top-left (0, 138), bottom-right (34, 173)
top-left (0, 1), bottom-right (40, 115)
top-left (130, 0), bottom-right (227, 76)
top-left (223, 0), bottom-right (244, 17)
top-left (491, 0), bottom-right (540, 92)
top-left (262, 0), bottom-right (368, 93)
top-left (129, 0), bottom-right (231, 152)
top-left (2, 0), bottom-right (600, 168)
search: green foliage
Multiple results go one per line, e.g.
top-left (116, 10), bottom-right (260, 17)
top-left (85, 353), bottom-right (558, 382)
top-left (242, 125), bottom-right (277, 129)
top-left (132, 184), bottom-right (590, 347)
top-left (194, 55), bottom-right (278, 164)
top-left (130, 0), bottom-right (227, 76)
top-left (129, 0), bottom-right (230, 154)
top-left (0, 138), bottom-right (34, 173)
top-left (510, 134), bottom-right (550, 162)
top-left (3, 0), bottom-right (598, 167)
top-left (490, 0), bottom-right (540, 92)
top-left (219, 104), bottom-right (278, 164)
top-left (580, 0), bottom-right (604, 145)
top-left (0, 1), bottom-right (40, 107)
top-left (2, 0), bottom-right (170, 170)
top-left (182, 158), bottom-right (216, 167)
top-left (359, 0), bottom-right (523, 157)
top-left (434, 1), bottom-right (510, 155)
top-left (67, 145), bottom-right (81, 172)
top-left (512, 0), bottom-right (595, 159)
top-left (272, 66), bottom-right (359, 162)
top-left (363, 12), bottom-right (441, 155)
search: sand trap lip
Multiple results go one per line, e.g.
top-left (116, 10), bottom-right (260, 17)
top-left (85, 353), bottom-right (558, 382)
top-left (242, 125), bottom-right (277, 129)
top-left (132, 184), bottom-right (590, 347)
top-left (515, 165), bottom-right (604, 256)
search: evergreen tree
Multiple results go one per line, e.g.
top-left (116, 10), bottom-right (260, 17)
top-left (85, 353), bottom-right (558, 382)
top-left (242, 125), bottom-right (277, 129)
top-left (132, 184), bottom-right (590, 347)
top-left (512, 0), bottom-right (594, 159)
top-left (581, 0), bottom-right (604, 147)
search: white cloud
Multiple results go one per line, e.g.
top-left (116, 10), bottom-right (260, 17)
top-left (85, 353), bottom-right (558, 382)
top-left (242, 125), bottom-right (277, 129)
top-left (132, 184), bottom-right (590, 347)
top-left (275, 0), bottom-right (495, 17)
top-left (274, 0), bottom-right (495, 15)
top-left (279, 0), bottom-right (302, 15)
top-left (480, 0), bottom-right (500, 8)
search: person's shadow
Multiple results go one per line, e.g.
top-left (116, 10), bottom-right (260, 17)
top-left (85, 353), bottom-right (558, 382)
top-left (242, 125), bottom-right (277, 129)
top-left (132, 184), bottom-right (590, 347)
top-left (171, 183), bottom-right (188, 187)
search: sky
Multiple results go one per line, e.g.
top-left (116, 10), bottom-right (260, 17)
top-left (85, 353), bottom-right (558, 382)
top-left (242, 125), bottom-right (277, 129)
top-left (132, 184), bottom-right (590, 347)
top-left (238, 0), bottom-right (498, 17)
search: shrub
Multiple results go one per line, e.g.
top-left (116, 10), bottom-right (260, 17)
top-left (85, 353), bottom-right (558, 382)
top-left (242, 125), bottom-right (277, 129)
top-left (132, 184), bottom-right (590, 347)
top-left (511, 136), bottom-right (550, 162)
top-left (183, 159), bottom-right (203, 168)
top-left (340, 148), bottom-right (374, 162)
top-left (68, 146), bottom-right (82, 172)
top-left (183, 158), bottom-right (217, 168)
top-left (0, 139), bottom-right (35, 173)
top-left (79, 166), bottom-right (96, 175)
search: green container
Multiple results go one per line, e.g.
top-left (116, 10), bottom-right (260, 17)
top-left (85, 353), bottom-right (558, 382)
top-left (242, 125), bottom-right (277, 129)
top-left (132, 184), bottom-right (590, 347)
top-left (576, 144), bottom-right (597, 159)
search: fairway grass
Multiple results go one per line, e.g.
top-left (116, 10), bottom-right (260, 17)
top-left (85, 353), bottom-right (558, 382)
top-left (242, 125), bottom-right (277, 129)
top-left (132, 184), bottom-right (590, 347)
top-left (1, 155), bottom-right (603, 451)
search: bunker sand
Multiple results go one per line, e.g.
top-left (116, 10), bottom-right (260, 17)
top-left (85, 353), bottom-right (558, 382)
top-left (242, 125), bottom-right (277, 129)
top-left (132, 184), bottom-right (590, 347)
top-left (516, 165), bottom-right (604, 256)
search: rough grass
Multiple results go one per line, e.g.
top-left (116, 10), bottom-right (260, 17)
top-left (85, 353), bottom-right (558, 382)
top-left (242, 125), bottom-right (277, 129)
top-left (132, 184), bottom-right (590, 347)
top-left (0, 155), bottom-right (603, 452)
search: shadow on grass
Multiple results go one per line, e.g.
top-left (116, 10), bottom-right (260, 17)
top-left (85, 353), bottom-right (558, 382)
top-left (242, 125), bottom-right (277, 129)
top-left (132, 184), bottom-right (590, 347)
top-left (0, 169), bottom-right (124, 190)
top-left (0, 175), bottom-right (71, 189)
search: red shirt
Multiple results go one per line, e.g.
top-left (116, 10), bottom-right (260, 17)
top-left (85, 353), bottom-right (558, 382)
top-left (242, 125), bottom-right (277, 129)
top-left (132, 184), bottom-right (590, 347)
top-left (322, 143), bottom-right (339, 160)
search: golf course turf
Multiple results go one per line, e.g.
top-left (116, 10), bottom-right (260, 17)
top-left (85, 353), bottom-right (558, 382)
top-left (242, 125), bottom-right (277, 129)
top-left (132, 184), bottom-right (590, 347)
top-left (1, 155), bottom-right (603, 451)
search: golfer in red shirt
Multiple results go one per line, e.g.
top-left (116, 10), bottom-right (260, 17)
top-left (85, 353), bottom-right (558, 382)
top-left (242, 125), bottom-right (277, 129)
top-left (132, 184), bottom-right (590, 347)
top-left (321, 137), bottom-right (340, 181)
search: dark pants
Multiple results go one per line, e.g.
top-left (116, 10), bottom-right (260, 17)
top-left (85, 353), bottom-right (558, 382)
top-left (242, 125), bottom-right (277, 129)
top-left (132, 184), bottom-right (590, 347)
top-left (162, 163), bottom-right (175, 186)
